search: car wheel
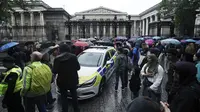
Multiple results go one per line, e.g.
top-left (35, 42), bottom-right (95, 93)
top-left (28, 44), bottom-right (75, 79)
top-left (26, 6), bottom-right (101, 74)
top-left (97, 77), bottom-right (105, 96)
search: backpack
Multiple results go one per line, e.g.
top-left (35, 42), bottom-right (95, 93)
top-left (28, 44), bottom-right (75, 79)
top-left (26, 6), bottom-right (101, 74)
top-left (27, 64), bottom-right (52, 96)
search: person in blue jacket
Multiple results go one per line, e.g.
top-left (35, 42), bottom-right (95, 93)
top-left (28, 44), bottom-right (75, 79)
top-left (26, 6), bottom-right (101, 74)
top-left (132, 43), bottom-right (140, 66)
top-left (194, 51), bottom-right (200, 82)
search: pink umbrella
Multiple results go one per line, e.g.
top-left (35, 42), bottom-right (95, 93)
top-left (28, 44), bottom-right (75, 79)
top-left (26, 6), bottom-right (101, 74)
top-left (74, 41), bottom-right (89, 47)
top-left (145, 39), bottom-right (154, 46)
top-left (181, 39), bottom-right (186, 43)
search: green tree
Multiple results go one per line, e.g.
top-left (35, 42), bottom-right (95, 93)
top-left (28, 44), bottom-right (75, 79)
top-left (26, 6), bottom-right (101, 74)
top-left (160, 0), bottom-right (200, 37)
top-left (0, 0), bottom-right (33, 23)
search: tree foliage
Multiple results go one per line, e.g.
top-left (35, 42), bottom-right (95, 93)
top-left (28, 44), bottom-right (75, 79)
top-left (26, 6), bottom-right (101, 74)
top-left (160, 0), bottom-right (200, 37)
top-left (0, 0), bottom-right (33, 22)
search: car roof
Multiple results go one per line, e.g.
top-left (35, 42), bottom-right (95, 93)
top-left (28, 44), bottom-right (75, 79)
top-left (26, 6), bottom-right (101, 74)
top-left (83, 46), bottom-right (115, 54)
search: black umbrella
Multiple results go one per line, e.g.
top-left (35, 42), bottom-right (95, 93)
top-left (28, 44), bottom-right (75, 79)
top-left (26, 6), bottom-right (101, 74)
top-left (40, 42), bottom-right (56, 49)
top-left (41, 45), bottom-right (59, 55)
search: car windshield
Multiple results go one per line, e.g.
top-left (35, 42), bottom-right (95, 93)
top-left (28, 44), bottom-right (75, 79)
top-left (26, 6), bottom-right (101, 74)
top-left (78, 52), bottom-right (103, 67)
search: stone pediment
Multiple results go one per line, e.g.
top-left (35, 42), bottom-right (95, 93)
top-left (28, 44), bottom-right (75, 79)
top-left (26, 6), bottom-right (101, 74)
top-left (77, 6), bottom-right (126, 14)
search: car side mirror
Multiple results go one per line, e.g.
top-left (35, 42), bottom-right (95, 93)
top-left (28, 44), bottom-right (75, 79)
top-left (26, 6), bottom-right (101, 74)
top-left (106, 60), bottom-right (112, 65)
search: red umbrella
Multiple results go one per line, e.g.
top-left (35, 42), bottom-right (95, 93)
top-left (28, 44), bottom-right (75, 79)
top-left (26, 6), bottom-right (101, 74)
top-left (74, 41), bottom-right (89, 47)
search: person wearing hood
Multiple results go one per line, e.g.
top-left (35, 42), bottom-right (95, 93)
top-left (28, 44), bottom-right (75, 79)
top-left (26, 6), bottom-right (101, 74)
top-left (164, 48), bottom-right (179, 103)
top-left (170, 61), bottom-right (200, 112)
top-left (140, 54), bottom-right (164, 102)
top-left (123, 48), bottom-right (132, 88)
top-left (53, 44), bottom-right (80, 112)
top-left (132, 43), bottom-right (140, 66)
top-left (127, 96), bottom-right (171, 112)
top-left (115, 47), bottom-right (127, 91)
top-left (184, 43), bottom-right (196, 63)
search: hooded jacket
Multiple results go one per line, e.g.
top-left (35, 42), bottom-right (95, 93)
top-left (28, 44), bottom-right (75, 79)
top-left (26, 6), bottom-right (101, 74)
top-left (53, 52), bottom-right (80, 89)
top-left (115, 53), bottom-right (127, 72)
top-left (170, 61), bottom-right (200, 112)
top-left (127, 96), bottom-right (161, 112)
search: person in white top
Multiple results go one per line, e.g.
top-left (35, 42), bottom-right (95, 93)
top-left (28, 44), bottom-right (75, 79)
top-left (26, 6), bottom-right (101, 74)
top-left (140, 54), bottom-right (164, 102)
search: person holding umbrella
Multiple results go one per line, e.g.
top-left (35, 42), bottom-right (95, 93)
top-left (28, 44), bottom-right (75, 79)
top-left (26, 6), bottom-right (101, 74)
top-left (0, 56), bottom-right (24, 112)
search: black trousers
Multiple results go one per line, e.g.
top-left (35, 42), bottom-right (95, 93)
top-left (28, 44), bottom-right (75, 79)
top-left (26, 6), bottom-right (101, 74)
top-left (124, 68), bottom-right (129, 87)
top-left (24, 95), bottom-right (46, 112)
top-left (115, 71), bottom-right (125, 90)
top-left (7, 91), bottom-right (25, 112)
top-left (60, 87), bottom-right (80, 112)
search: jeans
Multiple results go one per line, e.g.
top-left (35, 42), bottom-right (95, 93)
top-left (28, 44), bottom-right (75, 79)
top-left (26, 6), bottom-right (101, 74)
top-left (60, 87), bottom-right (80, 112)
top-left (115, 71), bottom-right (125, 90)
top-left (24, 95), bottom-right (46, 112)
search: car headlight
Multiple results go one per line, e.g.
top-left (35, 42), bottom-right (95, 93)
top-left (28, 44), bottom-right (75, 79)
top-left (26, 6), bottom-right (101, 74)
top-left (79, 76), bottom-right (97, 88)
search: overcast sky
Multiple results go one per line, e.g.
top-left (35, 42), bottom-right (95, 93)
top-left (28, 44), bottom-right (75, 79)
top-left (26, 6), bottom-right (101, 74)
top-left (42, 0), bottom-right (162, 15)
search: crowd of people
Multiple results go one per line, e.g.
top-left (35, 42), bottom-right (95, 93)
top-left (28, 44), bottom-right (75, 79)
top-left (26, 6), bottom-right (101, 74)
top-left (1, 37), bottom-right (200, 112)
top-left (0, 42), bottom-right (81, 112)
top-left (114, 39), bottom-right (200, 112)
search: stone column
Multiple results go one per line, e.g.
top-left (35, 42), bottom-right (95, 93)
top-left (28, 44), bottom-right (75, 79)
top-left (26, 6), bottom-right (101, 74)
top-left (123, 25), bottom-right (126, 36)
top-left (142, 19), bottom-right (145, 36)
top-left (150, 16), bottom-right (153, 23)
top-left (40, 12), bottom-right (45, 41)
top-left (77, 25), bottom-right (79, 38)
top-left (149, 16), bottom-right (153, 35)
top-left (117, 23), bottom-right (120, 36)
top-left (71, 24), bottom-right (74, 36)
top-left (30, 12), bottom-right (34, 37)
top-left (30, 12), bottom-right (34, 26)
top-left (40, 12), bottom-right (44, 25)
top-left (20, 12), bottom-right (24, 37)
top-left (97, 24), bottom-right (99, 38)
top-left (155, 15), bottom-right (158, 22)
top-left (146, 18), bottom-right (149, 36)
top-left (90, 23), bottom-right (93, 37)
top-left (110, 24), bottom-right (113, 37)
top-left (11, 12), bottom-right (15, 26)
top-left (134, 20), bottom-right (137, 36)
top-left (103, 25), bottom-right (106, 37)
top-left (139, 20), bottom-right (142, 36)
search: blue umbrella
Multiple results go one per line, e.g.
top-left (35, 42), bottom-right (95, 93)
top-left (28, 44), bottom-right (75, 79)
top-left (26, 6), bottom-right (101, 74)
top-left (144, 36), bottom-right (151, 39)
top-left (136, 37), bottom-right (144, 41)
top-left (161, 38), bottom-right (180, 45)
top-left (153, 36), bottom-right (161, 40)
top-left (0, 42), bottom-right (19, 52)
top-left (128, 37), bottom-right (137, 42)
top-left (116, 36), bottom-right (127, 40)
top-left (196, 40), bottom-right (200, 45)
top-left (185, 39), bottom-right (196, 43)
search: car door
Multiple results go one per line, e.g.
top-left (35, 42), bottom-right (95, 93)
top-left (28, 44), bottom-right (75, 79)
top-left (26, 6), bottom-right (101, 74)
top-left (102, 51), bottom-right (112, 80)
top-left (107, 49), bottom-right (117, 77)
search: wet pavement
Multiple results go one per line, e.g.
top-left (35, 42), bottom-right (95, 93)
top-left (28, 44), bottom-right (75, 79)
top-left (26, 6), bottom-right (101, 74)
top-left (0, 74), bottom-right (133, 112)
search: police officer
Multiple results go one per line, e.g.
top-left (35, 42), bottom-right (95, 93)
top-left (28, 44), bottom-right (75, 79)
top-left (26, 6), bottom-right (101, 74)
top-left (0, 56), bottom-right (24, 112)
top-left (21, 51), bottom-right (52, 112)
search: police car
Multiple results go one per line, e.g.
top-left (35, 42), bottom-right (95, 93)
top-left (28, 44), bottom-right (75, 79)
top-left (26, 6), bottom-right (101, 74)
top-left (58, 46), bottom-right (117, 100)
